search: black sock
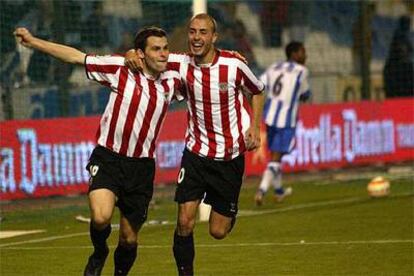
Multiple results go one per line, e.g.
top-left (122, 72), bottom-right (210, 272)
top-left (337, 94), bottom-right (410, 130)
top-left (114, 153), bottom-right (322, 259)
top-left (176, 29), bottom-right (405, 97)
top-left (173, 231), bottom-right (194, 276)
top-left (90, 223), bottom-right (111, 258)
top-left (114, 243), bottom-right (138, 276)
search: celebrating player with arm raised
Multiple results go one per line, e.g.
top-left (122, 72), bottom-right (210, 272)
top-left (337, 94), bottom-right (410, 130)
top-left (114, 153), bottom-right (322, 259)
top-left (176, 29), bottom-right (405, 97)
top-left (14, 26), bottom-right (182, 276)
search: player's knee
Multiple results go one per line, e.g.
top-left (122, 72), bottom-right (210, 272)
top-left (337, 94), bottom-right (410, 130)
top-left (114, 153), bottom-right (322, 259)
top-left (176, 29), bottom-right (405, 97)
top-left (119, 225), bottom-right (139, 246)
top-left (91, 212), bottom-right (111, 228)
top-left (119, 234), bottom-right (138, 247)
top-left (209, 226), bottom-right (228, 240)
top-left (177, 214), bottom-right (196, 235)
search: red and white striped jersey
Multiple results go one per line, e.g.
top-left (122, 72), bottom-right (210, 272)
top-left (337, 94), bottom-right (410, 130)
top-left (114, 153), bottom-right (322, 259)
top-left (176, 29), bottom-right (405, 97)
top-left (85, 55), bottom-right (182, 159)
top-left (168, 51), bottom-right (264, 160)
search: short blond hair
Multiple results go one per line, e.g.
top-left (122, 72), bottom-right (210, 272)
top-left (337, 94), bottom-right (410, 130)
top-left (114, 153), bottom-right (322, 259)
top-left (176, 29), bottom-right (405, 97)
top-left (189, 13), bottom-right (217, 33)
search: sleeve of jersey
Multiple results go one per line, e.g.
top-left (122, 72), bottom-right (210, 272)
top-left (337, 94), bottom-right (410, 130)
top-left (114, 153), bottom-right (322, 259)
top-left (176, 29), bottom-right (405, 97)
top-left (259, 72), bottom-right (268, 92)
top-left (299, 68), bottom-right (311, 100)
top-left (167, 53), bottom-right (188, 101)
top-left (167, 53), bottom-right (186, 72)
top-left (239, 61), bottom-right (265, 95)
top-left (84, 55), bottom-right (124, 87)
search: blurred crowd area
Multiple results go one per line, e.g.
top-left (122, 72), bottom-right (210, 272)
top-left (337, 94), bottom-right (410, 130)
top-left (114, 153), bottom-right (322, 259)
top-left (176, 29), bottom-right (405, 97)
top-left (0, 0), bottom-right (413, 120)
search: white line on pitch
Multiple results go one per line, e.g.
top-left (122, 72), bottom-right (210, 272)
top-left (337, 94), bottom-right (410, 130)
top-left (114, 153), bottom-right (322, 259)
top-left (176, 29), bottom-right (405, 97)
top-left (238, 192), bottom-right (413, 217)
top-left (1, 193), bottom-right (412, 249)
top-left (0, 232), bottom-right (90, 248)
top-left (237, 197), bottom-right (364, 217)
top-left (1, 239), bottom-right (413, 250)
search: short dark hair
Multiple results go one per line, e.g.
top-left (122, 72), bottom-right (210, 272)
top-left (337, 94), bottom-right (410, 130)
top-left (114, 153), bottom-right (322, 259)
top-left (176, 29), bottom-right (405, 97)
top-left (134, 26), bottom-right (167, 51)
top-left (285, 41), bottom-right (304, 59)
top-left (190, 13), bottom-right (217, 33)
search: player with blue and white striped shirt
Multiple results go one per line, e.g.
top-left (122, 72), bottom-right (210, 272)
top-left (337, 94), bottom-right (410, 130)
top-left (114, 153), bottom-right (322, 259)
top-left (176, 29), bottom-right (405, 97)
top-left (255, 41), bottom-right (311, 206)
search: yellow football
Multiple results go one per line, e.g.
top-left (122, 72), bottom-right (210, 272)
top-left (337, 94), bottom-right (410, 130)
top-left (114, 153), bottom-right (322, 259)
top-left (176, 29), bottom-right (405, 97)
top-left (367, 176), bottom-right (390, 198)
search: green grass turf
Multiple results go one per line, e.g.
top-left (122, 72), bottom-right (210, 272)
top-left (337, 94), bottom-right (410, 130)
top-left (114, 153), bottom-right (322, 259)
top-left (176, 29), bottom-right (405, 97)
top-left (0, 176), bottom-right (413, 275)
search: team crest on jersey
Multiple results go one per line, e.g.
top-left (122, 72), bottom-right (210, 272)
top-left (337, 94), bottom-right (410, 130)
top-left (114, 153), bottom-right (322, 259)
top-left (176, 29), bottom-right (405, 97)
top-left (227, 146), bottom-right (238, 154)
top-left (164, 91), bottom-right (170, 101)
top-left (219, 82), bottom-right (228, 92)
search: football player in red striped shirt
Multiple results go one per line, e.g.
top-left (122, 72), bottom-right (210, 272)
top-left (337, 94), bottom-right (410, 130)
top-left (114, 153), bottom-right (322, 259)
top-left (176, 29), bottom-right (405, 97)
top-left (126, 14), bottom-right (265, 276)
top-left (14, 26), bottom-right (182, 276)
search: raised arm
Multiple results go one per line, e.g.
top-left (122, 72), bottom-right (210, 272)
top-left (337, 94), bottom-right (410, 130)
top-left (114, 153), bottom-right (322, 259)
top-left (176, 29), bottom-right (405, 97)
top-left (14, 27), bottom-right (86, 65)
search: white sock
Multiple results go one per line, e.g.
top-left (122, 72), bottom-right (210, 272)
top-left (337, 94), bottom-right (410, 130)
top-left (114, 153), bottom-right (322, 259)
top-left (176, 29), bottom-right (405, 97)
top-left (258, 162), bottom-right (280, 194)
top-left (269, 162), bottom-right (283, 191)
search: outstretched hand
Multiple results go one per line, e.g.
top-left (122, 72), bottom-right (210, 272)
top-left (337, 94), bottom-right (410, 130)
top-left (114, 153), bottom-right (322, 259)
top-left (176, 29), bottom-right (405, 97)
top-left (13, 27), bottom-right (34, 48)
top-left (245, 126), bottom-right (261, 151)
top-left (125, 49), bottom-right (144, 72)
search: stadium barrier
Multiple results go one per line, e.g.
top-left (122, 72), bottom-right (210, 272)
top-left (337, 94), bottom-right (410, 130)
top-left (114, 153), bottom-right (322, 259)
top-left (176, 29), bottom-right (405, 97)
top-left (1, 98), bottom-right (413, 201)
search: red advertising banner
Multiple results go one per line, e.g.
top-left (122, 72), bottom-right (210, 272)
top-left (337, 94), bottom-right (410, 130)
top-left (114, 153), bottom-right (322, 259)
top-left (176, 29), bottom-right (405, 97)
top-left (1, 98), bottom-right (413, 200)
top-left (246, 98), bottom-right (414, 174)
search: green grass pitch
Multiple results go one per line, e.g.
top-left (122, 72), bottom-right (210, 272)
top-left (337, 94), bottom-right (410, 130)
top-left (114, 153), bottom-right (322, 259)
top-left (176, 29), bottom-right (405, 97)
top-left (1, 175), bottom-right (413, 275)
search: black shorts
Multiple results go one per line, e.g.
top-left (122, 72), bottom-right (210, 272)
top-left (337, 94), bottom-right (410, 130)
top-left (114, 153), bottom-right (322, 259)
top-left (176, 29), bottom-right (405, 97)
top-left (174, 149), bottom-right (245, 217)
top-left (86, 146), bottom-right (155, 226)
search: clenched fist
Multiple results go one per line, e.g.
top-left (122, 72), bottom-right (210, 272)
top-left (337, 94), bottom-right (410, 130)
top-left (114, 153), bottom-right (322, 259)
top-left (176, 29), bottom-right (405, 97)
top-left (13, 27), bottom-right (34, 48)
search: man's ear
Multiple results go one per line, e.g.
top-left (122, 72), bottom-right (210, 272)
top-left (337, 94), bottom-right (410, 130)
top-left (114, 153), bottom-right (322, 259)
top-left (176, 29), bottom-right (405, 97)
top-left (137, 49), bottom-right (145, 59)
top-left (212, 32), bottom-right (218, 44)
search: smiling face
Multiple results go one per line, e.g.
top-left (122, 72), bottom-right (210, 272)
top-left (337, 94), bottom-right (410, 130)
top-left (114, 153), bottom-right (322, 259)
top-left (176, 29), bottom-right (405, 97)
top-left (188, 16), bottom-right (218, 64)
top-left (139, 36), bottom-right (169, 77)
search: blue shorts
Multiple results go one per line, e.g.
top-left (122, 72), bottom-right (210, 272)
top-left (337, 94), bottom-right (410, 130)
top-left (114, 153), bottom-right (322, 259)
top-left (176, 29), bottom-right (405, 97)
top-left (266, 126), bottom-right (295, 154)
